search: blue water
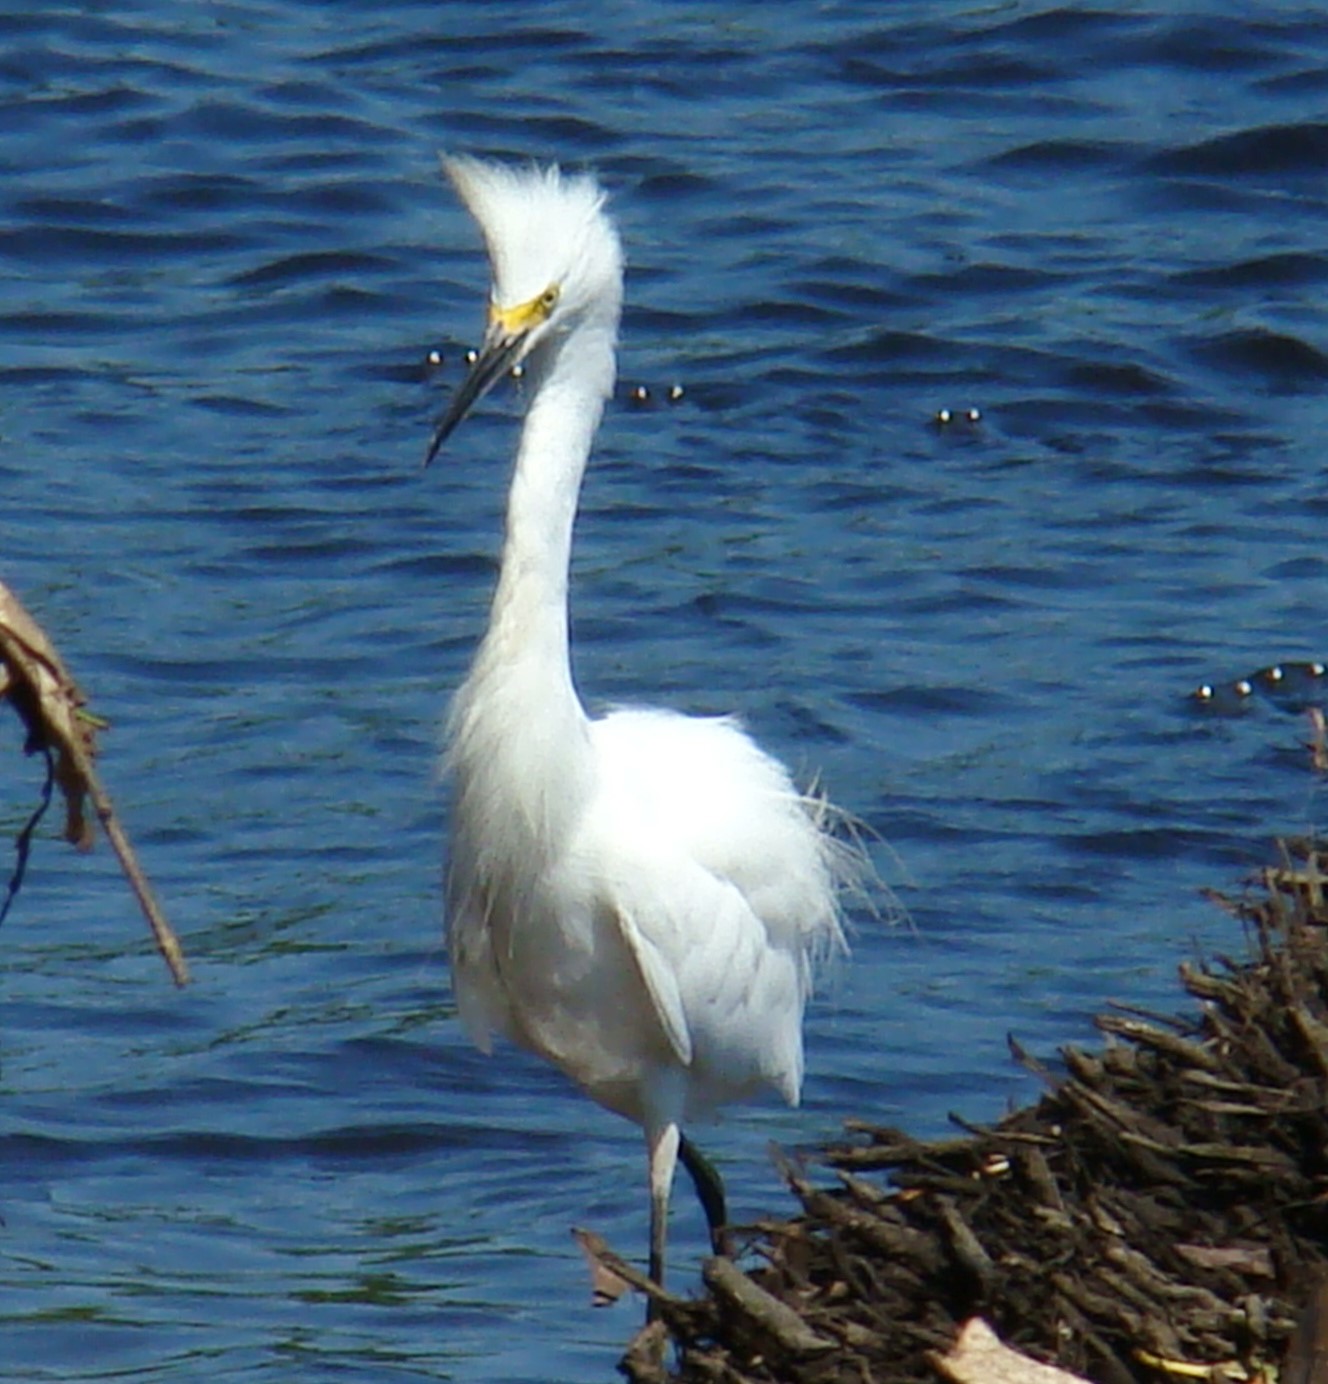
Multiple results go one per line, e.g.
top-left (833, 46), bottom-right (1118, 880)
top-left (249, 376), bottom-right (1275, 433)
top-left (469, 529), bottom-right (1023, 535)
top-left (2, 3), bottom-right (1326, 1378)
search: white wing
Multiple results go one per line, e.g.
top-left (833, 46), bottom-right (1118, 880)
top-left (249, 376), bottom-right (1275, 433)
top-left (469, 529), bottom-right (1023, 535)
top-left (589, 706), bottom-right (847, 959)
top-left (579, 706), bottom-right (847, 1112)
top-left (613, 898), bottom-right (693, 1068)
top-left (602, 856), bottom-right (808, 1114)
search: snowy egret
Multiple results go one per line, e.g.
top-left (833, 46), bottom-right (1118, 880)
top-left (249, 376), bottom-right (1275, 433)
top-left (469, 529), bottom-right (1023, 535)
top-left (426, 155), bottom-right (863, 1300)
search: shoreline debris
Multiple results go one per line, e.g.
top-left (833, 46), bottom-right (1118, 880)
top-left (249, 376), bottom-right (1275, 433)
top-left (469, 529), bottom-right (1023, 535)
top-left (606, 837), bottom-right (1328, 1384)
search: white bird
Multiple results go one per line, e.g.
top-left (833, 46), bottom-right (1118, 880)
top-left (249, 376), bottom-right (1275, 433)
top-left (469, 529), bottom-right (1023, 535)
top-left (425, 155), bottom-right (863, 1302)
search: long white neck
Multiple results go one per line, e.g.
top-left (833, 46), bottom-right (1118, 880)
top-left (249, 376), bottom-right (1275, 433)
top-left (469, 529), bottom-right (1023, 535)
top-left (447, 314), bottom-right (617, 853)
top-left (489, 355), bottom-right (603, 681)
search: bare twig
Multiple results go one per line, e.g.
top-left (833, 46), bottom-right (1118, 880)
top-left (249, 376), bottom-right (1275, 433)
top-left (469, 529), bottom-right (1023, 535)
top-left (0, 580), bottom-right (188, 985)
top-left (1308, 708), bottom-right (1327, 774)
top-left (702, 1256), bottom-right (835, 1356)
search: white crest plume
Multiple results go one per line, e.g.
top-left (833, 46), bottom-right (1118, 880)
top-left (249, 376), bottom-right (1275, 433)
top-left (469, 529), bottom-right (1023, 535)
top-left (442, 155), bottom-right (623, 317)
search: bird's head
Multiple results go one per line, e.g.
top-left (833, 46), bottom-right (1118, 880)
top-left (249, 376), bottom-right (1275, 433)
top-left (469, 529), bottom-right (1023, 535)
top-left (425, 156), bottom-right (624, 466)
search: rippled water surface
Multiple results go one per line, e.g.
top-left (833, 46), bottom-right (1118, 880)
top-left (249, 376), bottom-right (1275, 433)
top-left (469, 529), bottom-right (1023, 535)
top-left (2, 3), bottom-right (1327, 1378)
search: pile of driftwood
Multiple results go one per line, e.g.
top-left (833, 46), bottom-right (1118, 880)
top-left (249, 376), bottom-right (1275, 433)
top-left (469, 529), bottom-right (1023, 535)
top-left (620, 838), bottom-right (1328, 1384)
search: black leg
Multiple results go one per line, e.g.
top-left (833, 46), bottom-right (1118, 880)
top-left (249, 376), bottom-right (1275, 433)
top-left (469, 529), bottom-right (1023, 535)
top-left (678, 1133), bottom-right (727, 1254)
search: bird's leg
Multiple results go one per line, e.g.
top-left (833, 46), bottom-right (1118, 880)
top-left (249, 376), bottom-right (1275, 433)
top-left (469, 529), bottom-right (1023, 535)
top-left (678, 1133), bottom-right (728, 1255)
top-left (645, 1120), bottom-right (680, 1320)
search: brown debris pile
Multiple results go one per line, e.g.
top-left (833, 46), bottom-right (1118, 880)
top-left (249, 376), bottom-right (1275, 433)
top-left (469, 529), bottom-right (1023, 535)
top-left (633, 839), bottom-right (1328, 1384)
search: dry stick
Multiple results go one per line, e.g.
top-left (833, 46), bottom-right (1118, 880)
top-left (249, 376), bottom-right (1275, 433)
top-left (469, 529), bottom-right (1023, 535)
top-left (0, 580), bottom-right (188, 985)
top-left (701, 1257), bottom-right (835, 1357)
top-left (571, 1228), bottom-right (681, 1310)
top-left (1306, 708), bottom-right (1326, 774)
top-left (64, 728), bottom-right (189, 986)
top-left (1093, 1014), bottom-right (1223, 1072)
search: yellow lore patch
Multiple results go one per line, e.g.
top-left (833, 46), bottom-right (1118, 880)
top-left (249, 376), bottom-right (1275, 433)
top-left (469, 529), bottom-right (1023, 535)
top-left (489, 283), bottom-right (560, 336)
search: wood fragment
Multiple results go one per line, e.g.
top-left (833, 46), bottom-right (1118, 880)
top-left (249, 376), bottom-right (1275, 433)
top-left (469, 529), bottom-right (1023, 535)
top-left (620, 1320), bottom-right (671, 1384)
top-left (933, 1318), bottom-right (1092, 1384)
top-left (572, 1228), bottom-right (680, 1310)
top-left (0, 581), bottom-right (98, 849)
top-left (1284, 1279), bottom-right (1328, 1384)
top-left (701, 1257), bottom-right (834, 1356)
top-left (0, 581), bottom-right (188, 984)
top-left (936, 1198), bottom-right (995, 1289)
top-left (1016, 1144), bottom-right (1067, 1214)
top-left (575, 1225), bottom-right (633, 1305)
top-left (1308, 707), bottom-right (1327, 774)
top-left (1173, 1244), bottom-right (1274, 1279)
top-left (1094, 1013), bottom-right (1223, 1073)
top-left (1291, 1006), bottom-right (1328, 1080)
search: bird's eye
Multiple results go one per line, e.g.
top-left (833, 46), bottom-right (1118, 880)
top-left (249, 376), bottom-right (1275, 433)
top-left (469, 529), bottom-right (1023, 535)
top-left (539, 285), bottom-right (561, 312)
